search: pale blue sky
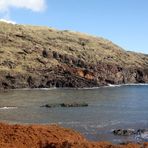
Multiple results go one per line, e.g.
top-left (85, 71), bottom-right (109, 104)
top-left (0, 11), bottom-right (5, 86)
top-left (0, 0), bottom-right (148, 54)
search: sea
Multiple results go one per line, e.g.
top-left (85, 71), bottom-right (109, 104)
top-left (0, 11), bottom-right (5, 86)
top-left (0, 84), bottom-right (148, 143)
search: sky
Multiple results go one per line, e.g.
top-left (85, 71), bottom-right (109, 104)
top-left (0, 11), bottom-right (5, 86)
top-left (0, 0), bottom-right (148, 54)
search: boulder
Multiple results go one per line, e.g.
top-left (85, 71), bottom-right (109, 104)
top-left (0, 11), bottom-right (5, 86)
top-left (42, 49), bottom-right (49, 58)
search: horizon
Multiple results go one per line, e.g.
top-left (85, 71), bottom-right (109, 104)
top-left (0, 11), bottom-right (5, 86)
top-left (0, 0), bottom-right (147, 54)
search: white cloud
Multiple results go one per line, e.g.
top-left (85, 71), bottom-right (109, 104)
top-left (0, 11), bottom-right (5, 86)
top-left (0, 0), bottom-right (46, 12)
top-left (0, 0), bottom-right (46, 23)
top-left (0, 19), bottom-right (16, 24)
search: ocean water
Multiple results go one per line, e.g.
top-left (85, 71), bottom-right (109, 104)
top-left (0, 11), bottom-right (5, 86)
top-left (0, 84), bottom-right (148, 143)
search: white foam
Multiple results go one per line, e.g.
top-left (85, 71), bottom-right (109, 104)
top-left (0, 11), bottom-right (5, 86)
top-left (71, 83), bottom-right (148, 90)
top-left (0, 106), bottom-right (17, 110)
top-left (15, 87), bottom-right (57, 91)
top-left (123, 83), bottom-right (148, 86)
top-left (7, 83), bottom-right (148, 91)
top-left (104, 84), bottom-right (122, 88)
top-left (105, 83), bottom-right (148, 88)
top-left (140, 132), bottom-right (148, 139)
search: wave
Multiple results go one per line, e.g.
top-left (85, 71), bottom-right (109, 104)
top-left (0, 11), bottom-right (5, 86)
top-left (73, 83), bottom-right (148, 89)
top-left (104, 84), bottom-right (122, 87)
top-left (7, 83), bottom-right (148, 91)
top-left (77, 83), bottom-right (148, 90)
top-left (0, 106), bottom-right (17, 110)
top-left (15, 87), bottom-right (57, 91)
top-left (103, 83), bottom-right (148, 87)
top-left (122, 83), bottom-right (148, 86)
top-left (57, 120), bottom-right (121, 128)
top-left (103, 83), bottom-right (148, 88)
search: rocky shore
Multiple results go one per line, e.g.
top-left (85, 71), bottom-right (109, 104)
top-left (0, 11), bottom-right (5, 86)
top-left (0, 22), bottom-right (148, 89)
top-left (0, 122), bottom-right (148, 148)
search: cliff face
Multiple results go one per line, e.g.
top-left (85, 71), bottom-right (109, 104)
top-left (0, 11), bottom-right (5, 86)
top-left (0, 22), bottom-right (148, 89)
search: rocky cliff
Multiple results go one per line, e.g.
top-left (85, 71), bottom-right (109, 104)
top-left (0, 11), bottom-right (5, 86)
top-left (0, 22), bottom-right (148, 89)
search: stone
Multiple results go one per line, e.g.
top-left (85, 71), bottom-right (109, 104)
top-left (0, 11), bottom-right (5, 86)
top-left (42, 49), bottom-right (49, 58)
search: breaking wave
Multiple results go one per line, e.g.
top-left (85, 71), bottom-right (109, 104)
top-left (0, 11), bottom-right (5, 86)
top-left (0, 106), bottom-right (17, 110)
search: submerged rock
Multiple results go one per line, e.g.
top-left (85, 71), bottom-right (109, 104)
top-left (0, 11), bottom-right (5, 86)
top-left (60, 102), bottom-right (88, 107)
top-left (41, 102), bottom-right (88, 108)
top-left (41, 104), bottom-right (60, 108)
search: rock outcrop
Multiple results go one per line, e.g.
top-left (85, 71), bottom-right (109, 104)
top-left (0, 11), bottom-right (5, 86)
top-left (0, 22), bottom-right (148, 89)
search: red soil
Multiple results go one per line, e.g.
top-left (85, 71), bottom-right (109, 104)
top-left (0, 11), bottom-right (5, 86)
top-left (0, 122), bottom-right (148, 148)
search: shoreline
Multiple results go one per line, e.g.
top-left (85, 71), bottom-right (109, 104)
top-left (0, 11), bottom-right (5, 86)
top-left (0, 122), bottom-right (147, 148)
top-left (0, 83), bottom-right (148, 91)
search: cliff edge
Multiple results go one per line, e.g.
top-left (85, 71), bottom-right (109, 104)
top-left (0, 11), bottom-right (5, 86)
top-left (0, 22), bottom-right (148, 89)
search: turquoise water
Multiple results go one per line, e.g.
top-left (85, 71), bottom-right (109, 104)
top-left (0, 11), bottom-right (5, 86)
top-left (0, 85), bottom-right (148, 143)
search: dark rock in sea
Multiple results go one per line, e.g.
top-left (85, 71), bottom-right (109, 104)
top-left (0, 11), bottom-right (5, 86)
top-left (41, 104), bottom-right (51, 108)
top-left (60, 102), bottom-right (88, 107)
top-left (41, 104), bottom-right (60, 108)
top-left (113, 129), bottom-right (135, 136)
top-left (41, 102), bottom-right (88, 108)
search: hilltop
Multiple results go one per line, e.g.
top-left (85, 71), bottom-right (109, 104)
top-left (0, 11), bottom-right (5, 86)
top-left (0, 22), bottom-right (148, 89)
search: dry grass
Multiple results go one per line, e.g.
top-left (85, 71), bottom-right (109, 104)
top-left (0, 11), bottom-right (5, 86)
top-left (0, 21), bottom-right (148, 75)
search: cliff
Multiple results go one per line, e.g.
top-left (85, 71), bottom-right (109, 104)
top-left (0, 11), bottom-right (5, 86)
top-left (0, 22), bottom-right (148, 89)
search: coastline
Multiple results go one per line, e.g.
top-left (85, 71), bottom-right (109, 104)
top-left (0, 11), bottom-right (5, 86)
top-left (0, 122), bottom-right (147, 148)
top-left (1, 83), bottom-right (148, 91)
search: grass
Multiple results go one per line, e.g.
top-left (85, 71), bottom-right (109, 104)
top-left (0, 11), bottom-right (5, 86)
top-left (0, 21), bottom-right (148, 76)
